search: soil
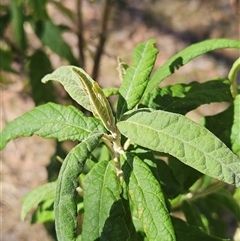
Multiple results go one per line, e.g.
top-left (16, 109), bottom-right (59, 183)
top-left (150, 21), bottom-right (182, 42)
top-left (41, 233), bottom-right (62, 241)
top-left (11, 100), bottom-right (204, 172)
top-left (1, 0), bottom-right (239, 240)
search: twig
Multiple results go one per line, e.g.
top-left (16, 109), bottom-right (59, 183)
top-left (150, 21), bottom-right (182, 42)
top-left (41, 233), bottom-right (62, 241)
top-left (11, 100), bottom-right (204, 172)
top-left (76, 0), bottom-right (85, 68)
top-left (92, 0), bottom-right (112, 80)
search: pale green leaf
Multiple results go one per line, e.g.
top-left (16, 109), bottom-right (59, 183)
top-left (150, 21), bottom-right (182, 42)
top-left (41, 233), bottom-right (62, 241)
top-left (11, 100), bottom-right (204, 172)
top-left (54, 132), bottom-right (103, 241)
top-left (82, 160), bottom-right (137, 241)
top-left (145, 38), bottom-right (240, 94)
top-left (0, 102), bottom-right (105, 150)
top-left (117, 109), bottom-right (240, 187)
top-left (103, 87), bottom-right (119, 97)
top-left (231, 94), bottom-right (240, 156)
top-left (117, 39), bottom-right (159, 118)
top-left (42, 66), bottom-right (92, 111)
top-left (21, 182), bottom-right (56, 220)
top-left (73, 67), bottom-right (117, 134)
top-left (122, 153), bottom-right (176, 241)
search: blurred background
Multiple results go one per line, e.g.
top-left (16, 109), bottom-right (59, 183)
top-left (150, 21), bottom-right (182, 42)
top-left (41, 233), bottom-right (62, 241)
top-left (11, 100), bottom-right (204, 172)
top-left (0, 0), bottom-right (239, 240)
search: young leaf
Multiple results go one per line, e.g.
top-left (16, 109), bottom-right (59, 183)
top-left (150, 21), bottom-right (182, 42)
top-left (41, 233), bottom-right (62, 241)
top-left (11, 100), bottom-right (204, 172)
top-left (231, 95), bottom-right (240, 156)
top-left (82, 160), bottom-right (137, 241)
top-left (42, 66), bottom-right (92, 111)
top-left (117, 39), bottom-right (159, 119)
top-left (171, 216), bottom-right (229, 241)
top-left (117, 109), bottom-right (240, 187)
top-left (145, 38), bottom-right (240, 94)
top-left (122, 153), bottom-right (176, 241)
top-left (54, 132), bottom-right (103, 241)
top-left (0, 102), bottom-right (105, 150)
top-left (142, 79), bottom-right (232, 115)
top-left (73, 67), bottom-right (117, 134)
top-left (21, 182), bottom-right (56, 220)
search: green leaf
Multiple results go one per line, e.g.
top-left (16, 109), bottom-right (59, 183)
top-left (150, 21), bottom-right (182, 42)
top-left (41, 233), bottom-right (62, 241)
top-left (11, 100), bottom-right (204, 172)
top-left (182, 200), bottom-right (207, 232)
top-left (31, 198), bottom-right (55, 224)
top-left (171, 216), bottom-right (229, 241)
top-left (103, 87), bottom-right (119, 97)
top-left (122, 153), bottom-right (176, 241)
top-left (28, 0), bottom-right (48, 21)
top-left (82, 160), bottom-right (137, 241)
top-left (0, 5), bottom-right (10, 37)
top-left (55, 132), bottom-right (103, 241)
top-left (133, 148), bottom-right (180, 198)
top-left (28, 50), bottom-right (55, 105)
top-left (21, 182), bottom-right (56, 220)
top-left (39, 20), bottom-right (78, 65)
top-left (0, 47), bottom-right (16, 73)
top-left (116, 57), bottom-right (129, 83)
top-left (10, 0), bottom-right (26, 52)
top-left (0, 102), bottom-right (105, 150)
top-left (117, 39), bottom-right (158, 118)
top-left (142, 79), bottom-right (233, 115)
top-left (231, 95), bottom-right (240, 156)
top-left (207, 189), bottom-right (240, 223)
top-left (145, 38), bottom-right (240, 94)
top-left (205, 105), bottom-right (233, 149)
top-left (73, 67), bottom-right (117, 134)
top-left (42, 66), bottom-right (92, 111)
top-left (168, 156), bottom-right (202, 192)
top-left (117, 109), bottom-right (240, 187)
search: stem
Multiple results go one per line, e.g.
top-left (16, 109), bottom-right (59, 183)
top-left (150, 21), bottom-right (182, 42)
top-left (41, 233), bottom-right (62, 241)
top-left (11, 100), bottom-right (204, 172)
top-left (172, 181), bottom-right (226, 210)
top-left (76, 0), bottom-right (85, 68)
top-left (228, 57), bottom-right (240, 98)
top-left (92, 0), bottom-right (112, 80)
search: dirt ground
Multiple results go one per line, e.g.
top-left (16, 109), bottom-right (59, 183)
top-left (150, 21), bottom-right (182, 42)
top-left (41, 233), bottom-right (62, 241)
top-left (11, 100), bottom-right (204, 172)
top-left (1, 0), bottom-right (239, 240)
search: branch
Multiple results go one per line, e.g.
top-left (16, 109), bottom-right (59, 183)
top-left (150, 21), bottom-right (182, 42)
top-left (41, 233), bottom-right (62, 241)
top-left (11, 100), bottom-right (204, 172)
top-left (92, 0), bottom-right (112, 80)
top-left (76, 0), bottom-right (85, 68)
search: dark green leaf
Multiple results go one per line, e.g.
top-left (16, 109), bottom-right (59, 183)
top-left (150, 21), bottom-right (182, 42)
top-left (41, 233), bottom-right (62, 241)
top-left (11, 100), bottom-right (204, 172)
top-left (0, 102), bottom-right (105, 150)
top-left (10, 0), bottom-right (26, 52)
top-left (82, 160), bottom-right (137, 241)
top-left (182, 200), bottom-right (207, 231)
top-left (207, 189), bottom-right (240, 222)
top-left (28, 50), bottom-right (55, 105)
top-left (171, 216), bottom-right (229, 241)
top-left (168, 155), bottom-right (202, 192)
top-left (122, 153), bottom-right (176, 241)
top-left (28, 0), bottom-right (48, 21)
top-left (40, 20), bottom-right (78, 65)
top-left (117, 39), bottom-right (158, 118)
top-left (142, 80), bottom-right (232, 115)
top-left (205, 105), bottom-right (233, 149)
top-left (146, 38), bottom-right (240, 94)
top-left (117, 109), bottom-right (240, 187)
top-left (54, 132), bottom-right (103, 241)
